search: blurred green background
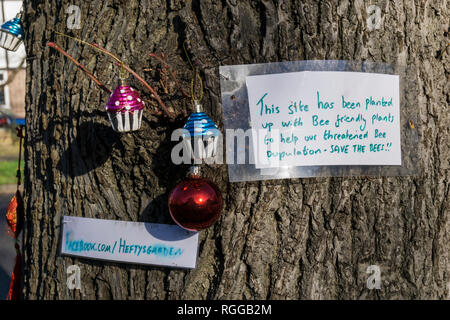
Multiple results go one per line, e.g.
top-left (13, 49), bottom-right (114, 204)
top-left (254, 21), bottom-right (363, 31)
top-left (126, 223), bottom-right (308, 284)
top-left (0, 128), bottom-right (21, 185)
top-left (0, 160), bottom-right (23, 185)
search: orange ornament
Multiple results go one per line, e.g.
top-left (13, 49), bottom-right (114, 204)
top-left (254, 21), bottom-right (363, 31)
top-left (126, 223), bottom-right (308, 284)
top-left (6, 190), bottom-right (24, 238)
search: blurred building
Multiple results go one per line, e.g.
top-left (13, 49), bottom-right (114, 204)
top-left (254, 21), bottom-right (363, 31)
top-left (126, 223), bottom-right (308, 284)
top-left (0, 0), bottom-right (26, 122)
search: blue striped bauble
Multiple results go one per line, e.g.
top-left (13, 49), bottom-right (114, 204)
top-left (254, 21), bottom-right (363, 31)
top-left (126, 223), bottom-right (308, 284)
top-left (183, 112), bottom-right (219, 137)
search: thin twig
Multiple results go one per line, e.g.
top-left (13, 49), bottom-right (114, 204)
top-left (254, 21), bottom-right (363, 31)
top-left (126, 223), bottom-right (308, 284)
top-left (149, 53), bottom-right (191, 99)
top-left (112, 61), bottom-right (175, 119)
top-left (436, 43), bottom-right (449, 60)
top-left (46, 42), bottom-right (111, 94)
top-left (53, 32), bottom-right (175, 119)
top-left (91, 43), bottom-right (175, 118)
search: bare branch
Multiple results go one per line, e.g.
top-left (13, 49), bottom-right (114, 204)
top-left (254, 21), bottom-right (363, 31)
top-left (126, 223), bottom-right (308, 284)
top-left (149, 52), bottom-right (191, 99)
top-left (46, 42), bottom-right (111, 94)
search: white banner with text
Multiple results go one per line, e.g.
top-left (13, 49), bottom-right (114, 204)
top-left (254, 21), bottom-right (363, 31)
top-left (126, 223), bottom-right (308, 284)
top-left (61, 216), bottom-right (199, 269)
top-left (246, 71), bottom-right (401, 168)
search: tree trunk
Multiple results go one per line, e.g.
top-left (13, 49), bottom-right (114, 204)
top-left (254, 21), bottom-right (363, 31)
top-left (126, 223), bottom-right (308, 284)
top-left (22, 0), bottom-right (448, 299)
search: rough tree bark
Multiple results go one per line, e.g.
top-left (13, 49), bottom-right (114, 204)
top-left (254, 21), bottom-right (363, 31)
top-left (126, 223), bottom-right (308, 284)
top-left (21, 0), bottom-right (448, 299)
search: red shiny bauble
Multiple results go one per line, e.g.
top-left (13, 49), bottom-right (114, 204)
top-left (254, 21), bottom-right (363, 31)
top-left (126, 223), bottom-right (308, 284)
top-left (168, 176), bottom-right (223, 231)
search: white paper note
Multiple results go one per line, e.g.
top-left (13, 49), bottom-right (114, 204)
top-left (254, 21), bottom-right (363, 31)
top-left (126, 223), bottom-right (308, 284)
top-left (246, 71), bottom-right (401, 168)
top-left (61, 216), bottom-right (199, 269)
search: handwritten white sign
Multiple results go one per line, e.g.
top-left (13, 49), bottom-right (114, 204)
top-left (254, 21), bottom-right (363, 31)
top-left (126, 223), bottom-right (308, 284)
top-left (61, 216), bottom-right (199, 269)
top-left (246, 71), bottom-right (401, 168)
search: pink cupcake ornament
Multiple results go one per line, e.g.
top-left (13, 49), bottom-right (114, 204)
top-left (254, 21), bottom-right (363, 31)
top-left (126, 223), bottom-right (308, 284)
top-left (105, 85), bottom-right (145, 132)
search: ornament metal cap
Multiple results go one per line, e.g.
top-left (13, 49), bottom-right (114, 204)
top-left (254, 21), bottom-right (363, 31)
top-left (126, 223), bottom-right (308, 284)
top-left (189, 165), bottom-right (201, 177)
top-left (193, 100), bottom-right (203, 113)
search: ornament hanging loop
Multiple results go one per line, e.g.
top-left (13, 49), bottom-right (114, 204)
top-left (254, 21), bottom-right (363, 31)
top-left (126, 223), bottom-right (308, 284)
top-left (183, 40), bottom-right (204, 103)
top-left (15, 125), bottom-right (24, 189)
top-left (190, 71), bottom-right (203, 103)
top-left (118, 61), bottom-right (128, 84)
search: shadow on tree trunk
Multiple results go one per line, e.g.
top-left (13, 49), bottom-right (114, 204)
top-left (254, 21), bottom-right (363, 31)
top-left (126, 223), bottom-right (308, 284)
top-left (57, 117), bottom-right (123, 177)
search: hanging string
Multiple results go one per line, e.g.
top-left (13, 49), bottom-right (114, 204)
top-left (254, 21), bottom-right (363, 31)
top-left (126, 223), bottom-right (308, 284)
top-left (118, 60), bottom-right (129, 85)
top-left (15, 125), bottom-right (24, 190)
top-left (183, 40), bottom-right (203, 102)
top-left (17, 4), bottom-right (23, 19)
top-left (119, 61), bottom-right (127, 80)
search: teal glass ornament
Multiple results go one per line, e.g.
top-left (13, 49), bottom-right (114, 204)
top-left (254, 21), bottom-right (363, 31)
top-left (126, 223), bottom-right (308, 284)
top-left (0, 13), bottom-right (24, 52)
